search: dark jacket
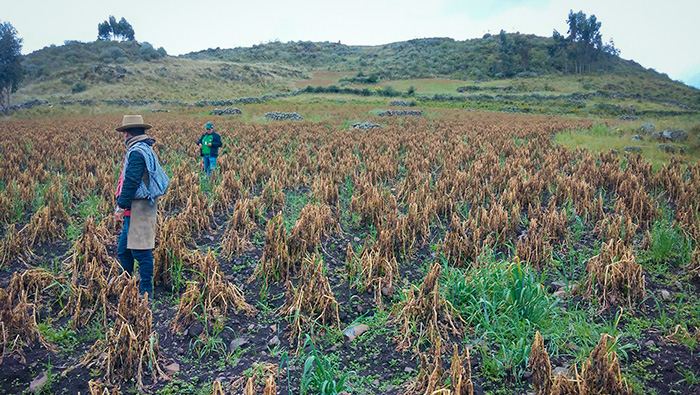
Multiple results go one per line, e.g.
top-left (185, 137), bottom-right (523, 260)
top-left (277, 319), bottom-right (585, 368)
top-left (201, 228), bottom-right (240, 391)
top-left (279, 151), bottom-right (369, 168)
top-left (117, 137), bottom-right (155, 210)
top-left (197, 132), bottom-right (222, 157)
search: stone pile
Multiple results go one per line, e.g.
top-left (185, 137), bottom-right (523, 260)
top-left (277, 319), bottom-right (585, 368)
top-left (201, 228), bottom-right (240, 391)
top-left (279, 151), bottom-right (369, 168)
top-left (151, 109), bottom-right (170, 113)
top-left (652, 129), bottom-right (688, 142)
top-left (10, 99), bottom-right (51, 111)
top-left (377, 110), bottom-right (423, 117)
top-left (638, 123), bottom-right (655, 134)
top-left (389, 100), bottom-right (415, 107)
top-left (212, 107), bottom-right (243, 115)
top-left (265, 112), bottom-right (302, 121)
top-left (349, 121), bottom-right (382, 130)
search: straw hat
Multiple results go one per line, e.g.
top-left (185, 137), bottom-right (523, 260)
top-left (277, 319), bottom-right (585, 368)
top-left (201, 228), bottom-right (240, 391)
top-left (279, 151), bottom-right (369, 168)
top-left (115, 115), bottom-right (153, 132)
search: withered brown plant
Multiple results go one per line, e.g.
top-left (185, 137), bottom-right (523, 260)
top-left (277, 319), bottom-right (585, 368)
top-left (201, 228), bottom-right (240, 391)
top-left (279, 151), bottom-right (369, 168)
top-left (254, 214), bottom-right (292, 284)
top-left (0, 269), bottom-right (60, 363)
top-left (391, 262), bottom-right (464, 353)
top-left (580, 334), bottom-right (631, 395)
top-left (171, 251), bottom-right (256, 333)
top-left (529, 331), bottom-right (552, 395)
top-left (80, 277), bottom-right (170, 391)
top-left (279, 254), bottom-right (340, 351)
top-left (585, 239), bottom-right (645, 310)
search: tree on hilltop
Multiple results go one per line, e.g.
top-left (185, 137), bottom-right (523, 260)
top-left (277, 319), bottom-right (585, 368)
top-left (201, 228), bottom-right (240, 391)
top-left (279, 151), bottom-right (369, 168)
top-left (551, 10), bottom-right (619, 74)
top-left (0, 21), bottom-right (24, 115)
top-left (98, 16), bottom-right (135, 41)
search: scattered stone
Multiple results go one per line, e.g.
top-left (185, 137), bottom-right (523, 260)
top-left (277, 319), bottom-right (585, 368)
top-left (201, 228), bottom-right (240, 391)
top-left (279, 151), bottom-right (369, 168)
top-left (662, 129), bottom-right (688, 142)
top-left (661, 289), bottom-right (671, 300)
top-left (381, 286), bottom-right (394, 296)
top-left (165, 362), bottom-right (180, 374)
top-left (268, 335), bottom-right (280, 347)
top-left (651, 131), bottom-right (663, 140)
top-left (638, 123), bottom-right (655, 134)
top-left (377, 109), bottom-right (423, 117)
top-left (188, 322), bottom-right (203, 338)
top-left (553, 366), bottom-right (568, 376)
top-left (270, 324), bottom-right (277, 333)
top-left (644, 340), bottom-right (656, 347)
top-left (404, 366), bottom-right (415, 373)
top-left (349, 121), bottom-right (382, 130)
top-left (373, 379), bottom-right (380, 386)
top-left (265, 111), bottom-right (302, 121)
top-left (658, 144), bottom-right (685, 154)
top-left (29, 372), bottom-right (49, 393)
top-left (343, 324), bottom-right (370, 341)
top-left (550, 281), bottom-right (566, 289)
top-left (229, 337), bottom-right (249, 352)
top-left (553, 284), bottom-right (579, 297)
top-left (623, 146), bottom-right (642, 153)
top-left (631, 134), bottom-right (643, 142)
top-left (389, 100), bottom-right (415, 107)
top-left (353, 236), bottom-right (360, 242)
top-left (212, 107), bottom-right (243, 115)
top-left (176, 347), bottom-right (185, 355)
top-left (618, 115), bottom-right (638, 121)
top-left (248, 324), bottom-right (255, 331)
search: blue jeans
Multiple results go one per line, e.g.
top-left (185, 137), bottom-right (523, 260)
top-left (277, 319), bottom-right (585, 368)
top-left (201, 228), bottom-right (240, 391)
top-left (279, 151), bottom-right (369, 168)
top-left (117, 216), bottom-right (154, 295)
top-left (203, 155), bottom-right (217, 175)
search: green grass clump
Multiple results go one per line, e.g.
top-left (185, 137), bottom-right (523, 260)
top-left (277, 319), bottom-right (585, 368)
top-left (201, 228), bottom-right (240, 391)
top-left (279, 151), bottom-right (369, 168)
top-left (441, 257), bottom-right (558, 376)
top-left (298, 335), bottom-right (353, 395)
top-left (643, 219), bottom-right (693, 269)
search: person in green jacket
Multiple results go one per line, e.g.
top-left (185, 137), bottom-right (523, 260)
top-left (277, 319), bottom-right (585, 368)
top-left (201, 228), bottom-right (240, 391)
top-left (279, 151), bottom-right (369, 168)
top-left (197, 122), bottom-right (222, 175)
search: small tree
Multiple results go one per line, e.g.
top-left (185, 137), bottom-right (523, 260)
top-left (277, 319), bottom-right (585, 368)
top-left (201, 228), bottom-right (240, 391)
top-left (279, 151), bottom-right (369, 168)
top-left (97, 16), bottom-right (135, 41)
top-left (0, 21), bottom-right (24, 115)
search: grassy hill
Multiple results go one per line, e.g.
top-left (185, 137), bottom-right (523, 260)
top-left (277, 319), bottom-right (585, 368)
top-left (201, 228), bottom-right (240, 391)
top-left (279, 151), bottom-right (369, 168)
top-left (11, 36), bottom-right (700, 112)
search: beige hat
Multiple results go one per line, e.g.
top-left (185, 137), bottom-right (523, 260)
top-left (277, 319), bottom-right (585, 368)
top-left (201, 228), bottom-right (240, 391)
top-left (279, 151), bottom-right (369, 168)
top-left (115, 115), bottom-right (153, 131)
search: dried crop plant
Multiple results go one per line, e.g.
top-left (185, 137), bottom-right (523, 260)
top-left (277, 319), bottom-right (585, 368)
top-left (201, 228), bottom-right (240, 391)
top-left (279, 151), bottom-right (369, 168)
top-left (171, 251), bottom-right (256, 333)
top-left (441, 213), bottom-right (475, 267)
top-left (227, 362), bottom-right (278, 395)
top-left (287, 203), bottom-right (338, 260)
top-left (529, 331), bottom-right (552, 395)
top-left (311, 175), bottom-right (339, 206)
top-left (213, 170), bottom-right (244, 212)
top-left (220, 198), bottom-right (260, 258)
top-left (88, 380), bottom-right (120, 395)
top-left (178, 189), bottom-right (214, 233)
top-left (449, 344), bottom-right (474, 395)
top-left (391, 263), bottom-right (465, 353)
top-left (153, 216), bottom-right (193, 287)
top-left (580, 334), bottom-right (631, 395)
top-left (0, 224), bottom-right (24, 267)
top-left (403, 339), bottom-right (445, 395)
top-left (585, 239), bottom-right (645, 310)
top-left (279, 254), bottom-right (340, 351)
top-left (23, 204), bottom-right (65, 246)
top-left (63, 217), bottom-right (128, 329)
top-left (254, 215), bottom-right (292, 284)
top-left (593, 213), bottom-right (638, 246)
top-left (345, 240), bottom-right (399, 307)
top-left (80, 277), bottom-right (170, 391)
top-left (0, 269), bottom-right (60, 363)
top-left (516, 218), bottom-right (553, 270)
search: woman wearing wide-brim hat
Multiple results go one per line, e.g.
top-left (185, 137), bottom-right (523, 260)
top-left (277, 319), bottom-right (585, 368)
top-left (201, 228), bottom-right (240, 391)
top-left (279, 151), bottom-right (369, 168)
top-left (114, 115), bottom-right (169, 298)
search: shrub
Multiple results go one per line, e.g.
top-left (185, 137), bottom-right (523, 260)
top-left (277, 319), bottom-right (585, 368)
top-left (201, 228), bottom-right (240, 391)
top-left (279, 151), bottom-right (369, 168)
top-left (71, 81), bottom-right (88, 93)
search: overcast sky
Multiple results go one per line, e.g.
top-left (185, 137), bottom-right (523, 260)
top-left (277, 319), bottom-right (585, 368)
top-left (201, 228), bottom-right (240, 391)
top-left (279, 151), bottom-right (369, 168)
top-left (4, 0), bottom-right (700, 87)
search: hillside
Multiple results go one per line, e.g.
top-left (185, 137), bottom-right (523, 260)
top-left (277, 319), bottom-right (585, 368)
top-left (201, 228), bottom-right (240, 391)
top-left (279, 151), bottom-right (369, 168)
top-left (11, 36), bottom-right (700, 111)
